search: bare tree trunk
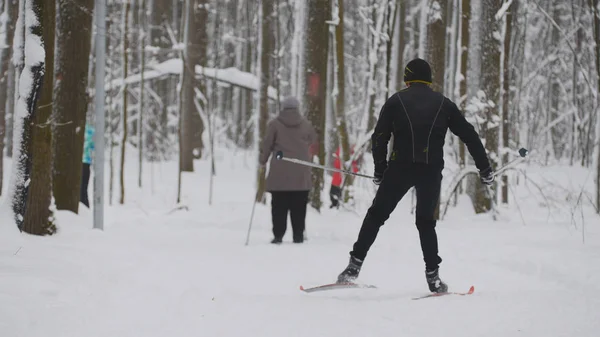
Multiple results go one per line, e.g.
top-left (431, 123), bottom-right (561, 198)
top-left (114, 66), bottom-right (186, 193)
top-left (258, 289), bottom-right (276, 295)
top-left (334, 0), bottom-right (353, 200)
top-left (21, 0), bottom-right (55, 235)
top-left (138, 0), bottom-right (146, 187)
top-left (0, 0), bottom-right (19, 195)
top-left (427, 0), bottom-right (447, 218)
top-left (177, 0), bottom-right (198, 201)
top-left (10, 0), bottom-right (27, 229)
top-left (501, 1), bottom-right (513, 204)
top-left (191, 0), bottom-right (208, 160)
top-left (52, 0), bottom-right (94, 213)
top-left (5, 57), bottom-right (16, 159)
top-left (120, 1), bottom-right (131, 205)
top-left (365, 2), bottom-right (388, 134)
top-left (475, 0), bottom-right (502, 213)
top-left (305, 0), bottom-right (330, 211)
top-left (241, 0), bottom-right (257, 149)
top-left (180, 0), bottom-right (208, 172)
top-left (149, 0), bottom-right (173, 160)
top-left (107, 16), bottom-right (115, 205)
top-left (591, 0), bottom-right (600, 213)
top-left (427, 0), bottom-right (447, 93)
top-left (458, 0), bottom-right (469, 171)
top-left (384, 1), bottom-right (397, 99)
top-left (255, 0), bottom-right (273, 203)
top-left (395, 1), bottom-right (406, 89)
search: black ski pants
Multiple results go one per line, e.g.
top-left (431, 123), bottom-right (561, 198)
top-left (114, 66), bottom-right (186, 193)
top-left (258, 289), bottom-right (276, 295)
top-left (330, 185), bottom-right (342, 208)
top-left (271, 191), bottom-right (309, 242)
top-left (80, 163), bottom-right (91, 208)
top-left (350, 162), bottom-right (443, 271)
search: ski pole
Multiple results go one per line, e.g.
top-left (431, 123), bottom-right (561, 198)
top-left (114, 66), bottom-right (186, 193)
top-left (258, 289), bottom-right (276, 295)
top-left (245, 194), bottom-right (257, 246)
top-left (275, 151), bottom-right (375, 179)
top-left (276, 147), bottom-right (527, 181)
top-left (494, 147), bottom-right (528, 177)
top-left (245, 166), bottom-right (264, 246)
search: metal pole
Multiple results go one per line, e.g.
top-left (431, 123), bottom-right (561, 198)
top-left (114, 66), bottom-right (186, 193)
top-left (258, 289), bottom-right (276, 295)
top-left (93, 0), bottom-right (106, 230)
top-left (275, 151), bottom-right (375, 179)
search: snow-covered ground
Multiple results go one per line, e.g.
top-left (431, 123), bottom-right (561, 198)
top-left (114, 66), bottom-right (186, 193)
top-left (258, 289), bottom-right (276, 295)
top-left (1, 150), bottom-right (599, 337)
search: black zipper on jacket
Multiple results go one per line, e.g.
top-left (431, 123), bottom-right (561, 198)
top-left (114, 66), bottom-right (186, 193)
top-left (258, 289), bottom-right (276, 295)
top-left (397, 93), bottom-right (415, 163)
top-left (426, 97), bottom-right (445, 164)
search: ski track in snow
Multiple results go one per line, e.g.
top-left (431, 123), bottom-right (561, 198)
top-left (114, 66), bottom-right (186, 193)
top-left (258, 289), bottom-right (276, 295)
top-left (0, 154), bottom-right (599, 337)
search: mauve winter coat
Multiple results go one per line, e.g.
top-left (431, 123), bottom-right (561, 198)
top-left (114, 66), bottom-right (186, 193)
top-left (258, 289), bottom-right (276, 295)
top-left (259, 106), bottom-right (317, 192)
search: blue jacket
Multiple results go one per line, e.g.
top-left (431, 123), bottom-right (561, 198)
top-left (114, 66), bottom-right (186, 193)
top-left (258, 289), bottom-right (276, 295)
top-left (83, 125), bottom-right (95, 164)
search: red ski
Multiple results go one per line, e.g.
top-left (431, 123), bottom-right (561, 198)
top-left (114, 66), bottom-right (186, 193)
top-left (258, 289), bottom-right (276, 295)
top-left (299, 282), bottom-right (377, 293)
top-left (411, 285), bottom-right (475, 300)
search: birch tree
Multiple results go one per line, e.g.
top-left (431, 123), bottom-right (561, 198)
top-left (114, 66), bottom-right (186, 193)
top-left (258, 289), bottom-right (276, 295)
top-left (0, 0), bottom-right (19, 195)
top-left (458, 0), bottom-right (470, 169)
top-left (138, 0), bottom-right (146, 187)
top-left (8, 0), bottom-right (55, 234)
top-left (120, 0), bottom-right (131, 205)
top-left (500, 0), bottom-right (514, 204)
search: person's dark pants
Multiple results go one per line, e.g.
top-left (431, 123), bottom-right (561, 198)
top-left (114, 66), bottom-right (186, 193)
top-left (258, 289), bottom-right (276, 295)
top-left (350, 162), bottom-right (443, 271)
top-left (81, 163), bottom-right (91, 208)
top-left (271, 191), bottom-right (309, 242)
top-left (330, 185), bottom-right (342, 208)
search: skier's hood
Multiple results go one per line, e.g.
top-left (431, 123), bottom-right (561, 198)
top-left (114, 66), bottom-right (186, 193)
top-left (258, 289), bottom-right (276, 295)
top-left (277, 96), bottom-right (303, 127)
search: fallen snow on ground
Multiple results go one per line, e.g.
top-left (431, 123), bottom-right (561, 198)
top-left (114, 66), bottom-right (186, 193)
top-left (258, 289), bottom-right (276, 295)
top-left (0, 151), bottom-right (599, 337)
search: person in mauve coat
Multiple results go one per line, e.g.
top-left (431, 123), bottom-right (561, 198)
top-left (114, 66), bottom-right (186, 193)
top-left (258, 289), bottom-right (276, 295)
top-left (259, 96), bottom-right (317, 244)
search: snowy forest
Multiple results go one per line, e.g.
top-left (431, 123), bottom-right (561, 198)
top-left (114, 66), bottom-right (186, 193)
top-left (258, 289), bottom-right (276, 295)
top-left (0, 0), bottom-right (599, 232)
top-left (1, 1), bottom-right (600, 336)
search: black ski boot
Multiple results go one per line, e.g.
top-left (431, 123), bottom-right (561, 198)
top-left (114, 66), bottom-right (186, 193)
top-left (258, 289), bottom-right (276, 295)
top-left (337, 256), bottom-right (363, 283)
top-left (425, 268), bottom-right (448, 293)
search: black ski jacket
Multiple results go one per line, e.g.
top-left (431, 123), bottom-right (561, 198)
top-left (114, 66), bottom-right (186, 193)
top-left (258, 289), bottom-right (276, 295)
top-left (372, 83), bottom-right (490, 174)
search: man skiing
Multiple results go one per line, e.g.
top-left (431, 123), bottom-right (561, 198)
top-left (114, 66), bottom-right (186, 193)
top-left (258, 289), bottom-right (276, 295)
top-left (336, 58), bottom-right (495, 293)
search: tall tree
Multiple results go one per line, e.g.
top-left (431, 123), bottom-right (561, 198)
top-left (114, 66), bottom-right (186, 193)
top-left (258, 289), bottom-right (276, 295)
top-left (500, 0), bottom-right (513, 204)
top-left (147, 0), bottom-right (173, 161)
top-left (255, 0), bottom-right (274, 203)
top-left (334, 0), bottom-right (353, 200)
top-left (179, 0), bottom-right (208, 172)
top-left (191, 0), bottom-right (208, 160)
top-left (52, 0), bottom-right (94, 213)
top-left (304, 0), bottom-right (330, 211)
top-left (9, 0), bottom-right (56, 234)
top-left (138, 0), bottom-right (146, 188)
top-left (394, 1), bottom-right (406, 90)
top-left (427, 0), bottom-right (447, 93)
top-left (475, 0), bottom-right (502, 213)
top-left (120, 0), bottom-right (131, 205)
top-left (458, 0), bottom-right (470, 169)
top-left (426, 0), bottom-right (447, 218)
top-left (591, 0), bottom-right (600, 213)
top-left (177, 0), bottom-right (197, 201)
top-left (0, 0), bottom-right (19, 195)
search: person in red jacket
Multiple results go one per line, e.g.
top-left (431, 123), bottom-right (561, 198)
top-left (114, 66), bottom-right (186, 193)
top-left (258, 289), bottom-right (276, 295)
top-left (330, 146), bottom-right (359, 208)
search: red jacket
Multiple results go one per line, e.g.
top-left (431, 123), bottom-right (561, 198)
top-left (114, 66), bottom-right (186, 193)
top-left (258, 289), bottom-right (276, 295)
top-left (332, 147), bottom-right (359, 187)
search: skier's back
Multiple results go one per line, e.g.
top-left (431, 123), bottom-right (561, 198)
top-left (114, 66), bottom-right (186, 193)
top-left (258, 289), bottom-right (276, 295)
top-left (337, 58), bottom-right (495, 293)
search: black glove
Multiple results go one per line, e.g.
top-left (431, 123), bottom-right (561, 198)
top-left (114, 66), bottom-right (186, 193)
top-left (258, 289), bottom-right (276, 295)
top-left (373, 171), bottom-right (384, 185)
top-left (479, 167), bottom-right (495, 186)
top-left (373, 161), bottom-right (387, 185)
